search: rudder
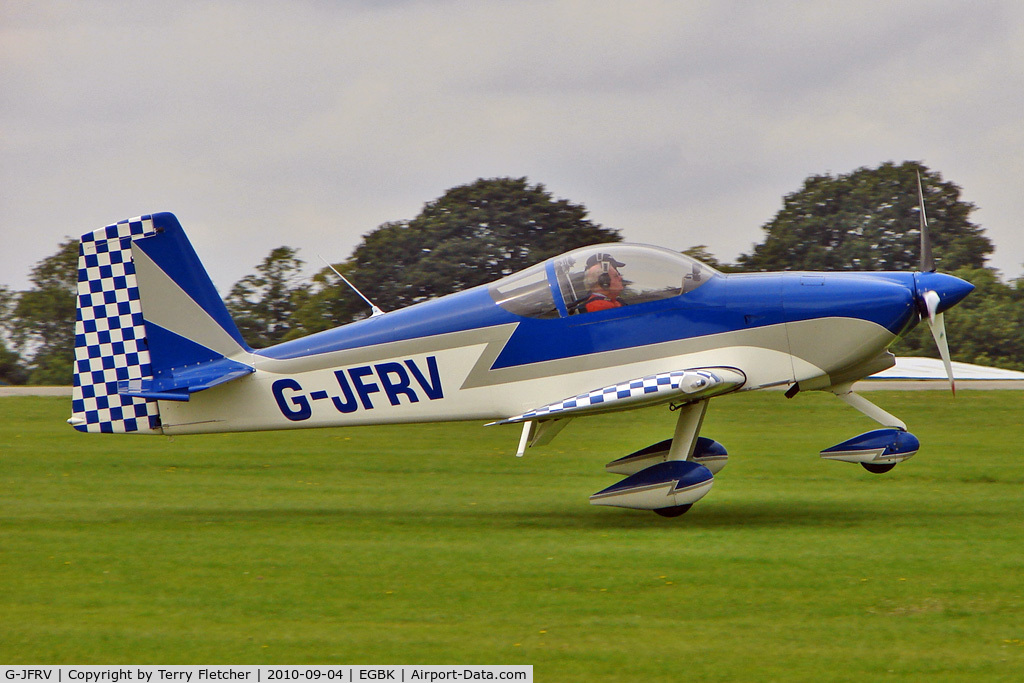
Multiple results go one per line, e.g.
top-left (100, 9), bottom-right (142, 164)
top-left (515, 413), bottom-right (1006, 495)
top-left (69, 216), bottom-right (163, 433)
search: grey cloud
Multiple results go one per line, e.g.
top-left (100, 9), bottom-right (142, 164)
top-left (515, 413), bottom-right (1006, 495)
top-left (2, 0), bottom-right (1022, 295)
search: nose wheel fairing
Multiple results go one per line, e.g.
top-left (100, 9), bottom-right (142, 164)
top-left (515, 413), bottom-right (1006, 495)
top-left (820, 428), bottom-right (920, 466)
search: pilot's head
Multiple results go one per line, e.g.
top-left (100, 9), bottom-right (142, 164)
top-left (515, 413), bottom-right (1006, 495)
top-left (584, 253), bottom-right (625, 297)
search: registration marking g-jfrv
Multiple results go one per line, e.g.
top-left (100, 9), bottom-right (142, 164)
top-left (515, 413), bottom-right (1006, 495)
top-left (272, 356), bottom-right (444, 421)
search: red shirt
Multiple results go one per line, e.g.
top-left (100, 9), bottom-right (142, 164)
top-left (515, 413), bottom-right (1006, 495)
top-left (583, 294), bottom-right (623, 313)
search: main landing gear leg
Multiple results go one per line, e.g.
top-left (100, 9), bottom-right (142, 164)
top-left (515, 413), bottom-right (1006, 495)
top-left (667, 399), bottom-right (709, 460)
top-left (590, 400), bottom-right (717, 516)
top-left (653, 400), bottom-right (710, 517)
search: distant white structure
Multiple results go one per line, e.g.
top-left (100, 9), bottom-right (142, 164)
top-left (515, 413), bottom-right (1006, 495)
top-left (871, 357), bottom-right (1024, 381)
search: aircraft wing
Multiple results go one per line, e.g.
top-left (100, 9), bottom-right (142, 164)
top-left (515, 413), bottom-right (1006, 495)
top-left (487, 367), bottom-right (746, 426)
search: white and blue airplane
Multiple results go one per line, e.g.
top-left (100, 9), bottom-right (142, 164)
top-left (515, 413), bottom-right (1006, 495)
top-left (68, 194), bottom-right (973, 517)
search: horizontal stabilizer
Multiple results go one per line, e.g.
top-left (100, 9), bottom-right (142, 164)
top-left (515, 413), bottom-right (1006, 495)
top-left (118, 356), bottom-right (254, 402)
top-left (488, 367), bottom-right (745, 426)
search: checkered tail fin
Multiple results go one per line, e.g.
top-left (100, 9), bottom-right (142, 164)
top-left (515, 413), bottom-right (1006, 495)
top-left (69, 213), bottom-right (253, 434)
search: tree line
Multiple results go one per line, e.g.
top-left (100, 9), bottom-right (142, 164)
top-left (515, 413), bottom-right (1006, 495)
top-left (2, 164), bottom-right (1021, 385)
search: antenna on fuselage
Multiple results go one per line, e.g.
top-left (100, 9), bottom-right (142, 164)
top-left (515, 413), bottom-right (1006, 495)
top-left (316, 254), bottom-right (386, 318)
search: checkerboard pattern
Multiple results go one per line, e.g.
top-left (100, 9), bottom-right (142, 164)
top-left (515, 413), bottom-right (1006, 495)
top-left (503, 370), bottom-right (704, 424)
top-left (69, 216), bottom-right (162, 433)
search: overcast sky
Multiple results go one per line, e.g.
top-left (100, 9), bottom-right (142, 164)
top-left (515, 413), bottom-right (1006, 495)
top-left (3, 1), bottom-right (1022, 294)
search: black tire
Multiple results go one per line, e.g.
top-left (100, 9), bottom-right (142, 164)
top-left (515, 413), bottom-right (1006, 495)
top-left (861, 462), bottom-right (896, 474)
top-left (654, 504), bottom-right (693, 517)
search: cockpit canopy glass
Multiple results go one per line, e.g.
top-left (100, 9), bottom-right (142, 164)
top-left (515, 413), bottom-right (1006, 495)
top-left (488, 261), bottom-right (560, 319)
top-left (488, 244), bottom-right (719, 319)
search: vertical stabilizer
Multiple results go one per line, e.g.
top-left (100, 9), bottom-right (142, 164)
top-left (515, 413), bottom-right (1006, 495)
top-left (128, 213), bottom-right (251, 374)
top-left (70, 213), bottom-right (253, 433)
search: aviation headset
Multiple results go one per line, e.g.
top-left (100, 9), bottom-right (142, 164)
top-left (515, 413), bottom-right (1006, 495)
top-left (589, 252), bottom-right (623, 290)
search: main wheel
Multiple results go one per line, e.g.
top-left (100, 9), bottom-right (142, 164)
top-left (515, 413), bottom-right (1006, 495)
top-left (654, 504), bottom-right (693, 517)
top-left (861, 462), bottom-right (896, 474)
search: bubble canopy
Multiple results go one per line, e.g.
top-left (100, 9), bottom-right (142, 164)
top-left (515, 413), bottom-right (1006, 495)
top-left (488, 243), bottom-right (720, 319)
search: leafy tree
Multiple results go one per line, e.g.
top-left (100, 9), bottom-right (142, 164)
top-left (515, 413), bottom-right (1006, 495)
top-left (9, 239), bottom-right (79, 384)
top-left (225, 246), bottom-right (310, 348)
top-left (296, 178), bottom-right (622, 332)
top-left (738, 162), bottom-right (993, 272)
top-left (682, 245), bottom-right (722, 269)
top-left (0, 343), bottom-right (26, 385)
top-left (682, 245), bottom-right (743, 273)
top-left (0, 286), bottom-right (28, 384)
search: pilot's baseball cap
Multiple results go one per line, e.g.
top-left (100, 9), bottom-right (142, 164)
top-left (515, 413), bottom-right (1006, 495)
top-left (585, 252), bottom-right (625, 269)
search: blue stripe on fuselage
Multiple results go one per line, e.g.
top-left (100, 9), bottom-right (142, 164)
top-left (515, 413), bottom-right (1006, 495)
top-left (491, 272), bottom-right (917, 369)
top-left (257, 271), bottom-right (918, 369)
top-left (491, 276), bottom-right (754, 368)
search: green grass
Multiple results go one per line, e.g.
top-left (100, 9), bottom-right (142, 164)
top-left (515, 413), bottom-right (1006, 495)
top-left (1, 392), bottom-right (1023, 680)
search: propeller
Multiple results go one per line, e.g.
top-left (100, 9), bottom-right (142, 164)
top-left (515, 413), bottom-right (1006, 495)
top-left (917, 170), bottom-right (934, 272)
top-left (915, 168), bottom-right (956, 395)
top-left (923, 289), bottom-right (955, 395)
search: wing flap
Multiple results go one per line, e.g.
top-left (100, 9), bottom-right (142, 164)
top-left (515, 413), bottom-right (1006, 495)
top-left (487, 366), bottom-right (746, 426)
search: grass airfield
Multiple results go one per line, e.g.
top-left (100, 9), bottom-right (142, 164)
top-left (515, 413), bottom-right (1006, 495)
top-left (1, 391), bottom-right (1022, 680)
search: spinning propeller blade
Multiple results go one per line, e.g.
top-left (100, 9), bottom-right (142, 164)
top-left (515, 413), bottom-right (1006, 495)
top-left (923, 290), bottom-right (955, 395)
top-left (917, 169), bottom-right (934, 272)
top-left (916, 167), bottom-right (958, 395)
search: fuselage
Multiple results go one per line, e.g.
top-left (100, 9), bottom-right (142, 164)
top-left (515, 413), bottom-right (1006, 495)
top-left (156, 243), bottom-right (972, 435)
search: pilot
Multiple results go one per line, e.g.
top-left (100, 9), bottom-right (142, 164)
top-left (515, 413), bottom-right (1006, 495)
top-left (582, 253), bottom-right (626, 313)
